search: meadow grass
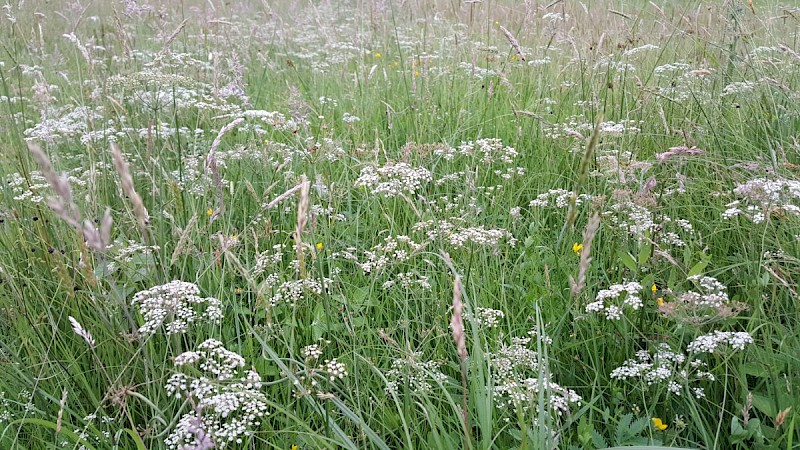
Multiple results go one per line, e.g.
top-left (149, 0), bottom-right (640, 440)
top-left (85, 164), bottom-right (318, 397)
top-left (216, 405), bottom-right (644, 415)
top-left (0, 0), bottom-right (798, 449)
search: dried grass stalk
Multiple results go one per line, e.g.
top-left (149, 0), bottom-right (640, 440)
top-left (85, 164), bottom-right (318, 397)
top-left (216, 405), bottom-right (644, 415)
top-left (295, 175), bottom-right (311, 278)
top-left (264, 183), bottom-right (303, 209)
top-left (111, 143), bottom-right (149, 234)
top-left (450, 274), bottom-right (471, 450)
top-left (170, 214), bottom-right (199, 265)
top-left (570, 212), bottom-right (600, 297)
top-left (499, 25), bottom-right (526, 61)
top-left (205, 118), bottom-right (243, 220)
top-left (28, 142), bottom-right (109, 251)
top-left (160, 18), bottom-right (188, 55)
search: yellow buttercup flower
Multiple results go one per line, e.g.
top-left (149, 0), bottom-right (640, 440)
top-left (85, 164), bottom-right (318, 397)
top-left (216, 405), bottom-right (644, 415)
top-left (291, 445), bottom-right (300, 450)
top-left (316, 242), bottom-right (324, 251)
top-left (374, 52), bottom-right (382, 58)
top-left (652, 417), bottom-right (668, 431)
top-left (656, 297), bottom-right (665, 307)
top-left (572, 242), bottom-right (583, 255)
top-left (651, 283), bottom-right (658, 294)
top-left (206, 208), bottom-right (213, 216)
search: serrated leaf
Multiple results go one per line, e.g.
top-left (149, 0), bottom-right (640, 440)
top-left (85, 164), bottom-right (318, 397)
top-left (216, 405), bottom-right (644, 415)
top-left (591, 429), bottom-right (608, 449)
top-left (629, 416), bottom-right (649, 435)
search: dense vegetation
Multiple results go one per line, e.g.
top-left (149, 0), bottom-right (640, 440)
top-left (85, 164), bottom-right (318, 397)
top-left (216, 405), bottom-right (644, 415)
top-left (0, 0), bottom-right (798, 448)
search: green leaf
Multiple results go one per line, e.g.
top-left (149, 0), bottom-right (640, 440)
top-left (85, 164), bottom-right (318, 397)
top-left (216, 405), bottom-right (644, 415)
top-left (591, 429), bottom-right (608, 449)
top-left (9, 418), bottom-right (96, 450)
top-left (752, 392), bottom-right (777, 418)
top-left (687, 259), bottom-right (709, 277)
top-left (637, 238), bottom-right (652, 267)
top-left (618, 250), bottom-right (637, 273)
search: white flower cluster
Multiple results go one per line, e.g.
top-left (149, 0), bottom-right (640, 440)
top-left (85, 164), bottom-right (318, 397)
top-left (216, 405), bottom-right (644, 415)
top-left (467, 307), bottom-right (505, 328)
top-left (610, 344), bottom-right (716, 399)
top-left (7, 171), bottom-right (48, 204)
top-left (251, 244), bottom-right (286, 278)
top-left (681, 276), bottom-right (729, 308)
top-left (490, 336), bottom-right (581, 416)
top-left (354, 162), bottom-right (431, 197)
top-left (165, 340), bottom-right (269, 449)
top-left (659, 276), bottom-right (749, 326)
top-left (529, 189), bottom-right (593, 209)
top-left (322, 359), bottom-right (348, 381)
top-left (586, 282), bottom-right (643, 320)
top-left (592, 151), bottom-right (653, 185)
top-left (385, 352), bottom-right (448, 395)
top-left (623, 44), bottom-right (660, 58)
top-left (294, 341), bottom-right (348, 395)
top-left (721, 81), bottom-right (757, 97)
top-left (413, 219), bottom-right (516, 249)
top-left (342, 112), bottom-right (360, 123)
top-left (131, 281), bottom-right (222, 336)
top-left (302, 344), bottom-right (323, 361)
top-left (606, 200), bottom-right (655, 242)
top-left (114, 240), bottom-right (160, 263)
top-left (382, 272), bottom-right (432, 291)
top-left (24, 105), bottom-right (105, 144)
top-left (239, 109), bottom-right (302, 132)
top-left (260, 276), bottom-right (333, 307)
top-left (687, 331), bottom-right (754, 354)
top-left (334, 235), bottom-right (423, 274)
top-left (723, 177), bottom-right (800, 223)
top-left (456, 138), bottom-right (519, 164)
top-left (542, 116), bottom-right (642, 139)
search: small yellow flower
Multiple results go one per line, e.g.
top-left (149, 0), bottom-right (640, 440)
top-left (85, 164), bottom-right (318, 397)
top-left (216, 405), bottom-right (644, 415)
top-left (374, 52), bottom-right (382, 58)
top-left (511, 55), bottom-right (518, 61)
top-left (316, 242), bottom-right (324, 251)
top-left (572, 242), bottom-right (583, 255)
top-left (206, 208), bottom-right (213, 216)
top-left (231, 234), bottom-right (238, 240)
top-left (652, 418), bottom-right (668, 431)
top-left (651, 283), bottom-right (658, 294)
top-left (656, 297), bottom-right (665, 307)
top-left (291, 445), bottom-right (300, 450)
top-left (414, 70), bottom-right (420, 77)
top-left (234, 287), bottom-right (243, 295)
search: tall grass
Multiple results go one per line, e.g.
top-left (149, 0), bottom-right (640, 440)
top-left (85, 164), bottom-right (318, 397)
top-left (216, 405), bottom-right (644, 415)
top-left (0, 0), bottom-right (798, 449)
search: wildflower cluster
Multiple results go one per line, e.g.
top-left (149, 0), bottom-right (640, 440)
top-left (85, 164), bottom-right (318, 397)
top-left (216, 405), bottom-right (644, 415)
top-left (723, 177), bottom-right (800, 223)
top-left (165, 339), bottom-right (269, 449)
top-left (586, 282), bottom-right (643, 320)
top-left (413, 219), bottom-right (516, 249)
top-left (385, 352), bottom-right (448, 395)
top-left (333, 235), bottom-right (423, 274)
top-left (382, 272), bottom-right (432, 291)
top-left (295, 340), bottom-right (349, 396)
top-left (658, 276), bottom-right (748, 325)
top-left (490, 334), bottom-right (582, 417)
top-left (466, 307), bottom-right (505, 328)
top-left (529, 189), bottom-right (593, 209)
top-left (131, 281), bottom-right (223, 336)
top-left (354, 162), bottom-right (432, 197)
top-left (612, 332), bottom-right (752, 399)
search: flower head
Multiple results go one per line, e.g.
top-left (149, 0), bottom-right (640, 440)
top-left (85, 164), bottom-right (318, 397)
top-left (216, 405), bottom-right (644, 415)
top-left (572, 242), bottom-right (583, 255)
top-left (316, 242), bottom-right (324, 251)
top-left (652, 417), bottom-right (668, 430)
